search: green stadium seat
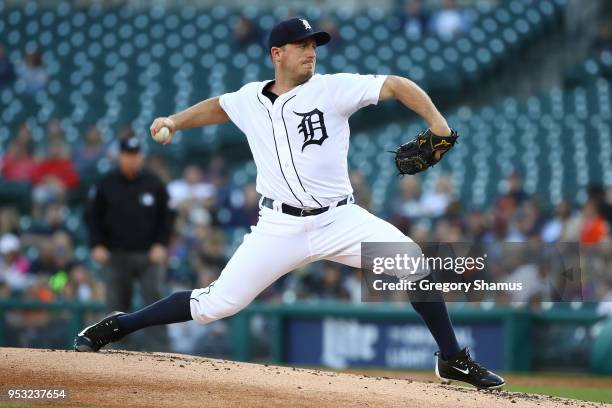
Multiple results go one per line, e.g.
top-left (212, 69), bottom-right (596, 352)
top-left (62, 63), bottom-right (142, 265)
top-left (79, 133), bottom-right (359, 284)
top-left (469, 27), bottom-right (487, 44)
top-left (0, 180), bottom-right (31, 212)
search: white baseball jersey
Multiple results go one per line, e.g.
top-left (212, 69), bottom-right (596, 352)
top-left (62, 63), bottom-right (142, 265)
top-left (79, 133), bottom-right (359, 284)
top-left (219, 73), bottom-right (387, 208)
top-left (189, 72), bottom-right (430, 326)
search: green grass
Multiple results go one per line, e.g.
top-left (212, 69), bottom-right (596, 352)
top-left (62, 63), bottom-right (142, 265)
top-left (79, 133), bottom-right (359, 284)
top-left (354, 367), bottom-right (612, 404)
top-left (503, 384), bottom-right (612, 404)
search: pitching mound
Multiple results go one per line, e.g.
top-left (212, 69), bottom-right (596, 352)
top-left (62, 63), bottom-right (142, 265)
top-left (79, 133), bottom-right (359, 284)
top-left (0, 348), bottom-right (607, 407)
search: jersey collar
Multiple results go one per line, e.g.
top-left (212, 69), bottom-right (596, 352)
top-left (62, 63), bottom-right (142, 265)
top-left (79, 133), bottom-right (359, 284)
top-left (258, 75), bottom-right (317, 107)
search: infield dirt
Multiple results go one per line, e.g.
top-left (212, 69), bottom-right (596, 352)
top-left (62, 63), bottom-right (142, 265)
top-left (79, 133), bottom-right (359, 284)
top-left (0, 348), bottom-right (609, 407)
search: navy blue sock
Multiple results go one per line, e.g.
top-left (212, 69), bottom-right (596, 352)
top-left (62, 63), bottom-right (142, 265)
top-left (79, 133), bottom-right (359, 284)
top-left (116, 291), bottom-right (193, 336)
top-left (409, 278), bottom-right (461, 360)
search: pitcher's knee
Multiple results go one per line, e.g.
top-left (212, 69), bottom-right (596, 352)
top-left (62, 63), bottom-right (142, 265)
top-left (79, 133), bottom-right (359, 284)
top-left (189, 287), bottom-right (246, 324)
top-left (376, 239), bottom-right (431, 282)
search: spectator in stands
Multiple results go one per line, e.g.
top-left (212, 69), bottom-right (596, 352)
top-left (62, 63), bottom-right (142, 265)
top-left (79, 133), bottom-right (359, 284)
top-left (402, 0), bottom-right (429, 39)
top-left (319, 16), bottom-right (340, 48)
top-left (28, 231), bottom-right (75, 287)
top-left (46, 118), bottom-right (65, 145)
top-left (497, 173), bottom-right (529, 214)
top-left (207, 154), bottom-right (233, 209)
top-left (146, 153), bottom-right (172, 185)
top-left (29, 239), bottom-right (56, 276)
top-left (343, 268), bottom-right (363, 303)
top-left (169, 165), bottom-right (218, 259)
top-left (72, 124), bottom-right (107, 171)
top-left (15, 121), bottom-right (35, 154)
top-left (85, 136), bottom-right (173, 351)
top-left (516, 199), bottom-right (544, 238)
top-left (1, 122), bottom-right (35, 182)
top-left (0, 43), bottom-right (15, 87)
top-left (506, 254), bottom-right (551, 304)
top-left (595, 280), bottom-right (612, 315)
top-left (196, 263), bottom-right (219, 293)
top-left (483, 214), bottom-right (511, 243)
top-left (0, 279), bottom-right (9, 299)
top-left (18, 274), bottom-right (54, 308)
top-left (18, 51), bottom-right (48, 94)
top-left (233, 16), bottom-right (261, 47)
top-left (580, 199), bottom-right (610, 244)
top-left (420, 173), bottom-right (454, 218)
top-left (20, 203), bottom-right (72, 256)
top-left (507, 173), bottom-right (529, 203)
top-left (167, 319), bottom-right (205, 355)
top-left (61, 263), bottom-right (104, 302)
top-left (587, 184), bottom-right (612, 227)
top-left (350, 171), bottom-right (372, 211)
top-left (320, 263), bottom-right (351, 301)
top-left (225, 183), bottom-right (260, 228)
top-left (541, 200), bottom-right (577, 242)
top-left (31, 141), bottom-right (78, 218)
top-left (32, 141), bottom-right (79, 190)
top-left (45, 230), bottom-right (77, 295)
top-left (429, 0), bottom-right (468, 39)
top-left (173, 200), bottom-right (213, 257)
top-left (593, 20), bottom-right (612, 52)
top-left (443, 199), bottom-right (463, 223)
top-left (464, 208), bottom-right (489, 243)
top-left (0, 135), bottom-right (36, 183)
top-left (0, 208), bottom-right (20, 236)
top-left (434, 218), bottom-right (464, 242)
top-left (193, 228), bottom-right (227, 279)
top-left (300, 263), bottom-right (350, 301)
top-left (50, 231), bottom-right (75, 272)
top-left (411, 221), bottom-right (432, 244)
top-left (389, 176), bottom-right (422, 234)
top-left (167, 164), bottom-right (216, 209)
top-left (0, 233), bottom-right (31, 292)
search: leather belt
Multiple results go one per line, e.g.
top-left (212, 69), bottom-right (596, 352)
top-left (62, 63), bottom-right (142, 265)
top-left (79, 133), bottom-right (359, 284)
top-left (261, 196), bottom-right (349, 217)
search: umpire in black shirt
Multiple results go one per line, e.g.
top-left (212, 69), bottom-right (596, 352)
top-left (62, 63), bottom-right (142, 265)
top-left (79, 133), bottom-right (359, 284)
top-left (86, 136), bottom-right (173, 351)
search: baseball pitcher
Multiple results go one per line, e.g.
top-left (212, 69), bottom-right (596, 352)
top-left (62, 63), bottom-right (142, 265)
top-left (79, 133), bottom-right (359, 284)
top-left (75, 17), bottom-right (503, 390)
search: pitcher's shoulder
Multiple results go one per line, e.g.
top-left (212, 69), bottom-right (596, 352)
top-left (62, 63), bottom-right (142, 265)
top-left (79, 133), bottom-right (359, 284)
top-left (302, 73), bottom-right (332, 90)
top-left (246, 80), bottom-right (268, 91)
top-left (228, 80), bottom-right (269, 96)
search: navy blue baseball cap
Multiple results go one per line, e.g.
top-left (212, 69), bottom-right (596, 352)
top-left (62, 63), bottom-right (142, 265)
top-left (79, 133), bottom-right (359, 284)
top-left (119, 136), bottom-right (142, 153)
top-left (268, 17), bottom-right (331, 50)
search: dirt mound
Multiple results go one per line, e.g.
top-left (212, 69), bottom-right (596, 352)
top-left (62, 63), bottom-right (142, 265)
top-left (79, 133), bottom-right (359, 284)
top-left (0, 348), bottom-right (608, 407)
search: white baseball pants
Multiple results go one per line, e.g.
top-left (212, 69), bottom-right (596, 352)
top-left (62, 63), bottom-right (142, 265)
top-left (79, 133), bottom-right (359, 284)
top-left (189, 201), bottom-right (430, 324)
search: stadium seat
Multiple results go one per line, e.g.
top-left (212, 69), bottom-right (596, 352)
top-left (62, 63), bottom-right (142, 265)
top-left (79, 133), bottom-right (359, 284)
top-left (0, 0), bottom-right (606, 213)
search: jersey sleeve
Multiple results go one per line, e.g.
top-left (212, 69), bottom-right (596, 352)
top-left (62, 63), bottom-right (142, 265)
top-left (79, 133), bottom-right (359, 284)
top-left (324, 73), bottom-right (388, 117)
top-left (219, 82), bottom-right (257, 132)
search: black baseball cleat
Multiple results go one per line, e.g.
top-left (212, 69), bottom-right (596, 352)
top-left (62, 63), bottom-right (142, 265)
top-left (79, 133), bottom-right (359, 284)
top-left (435, 348), bottom-right (505, 390)
top-left (74, 311), bottom-right (126, 352)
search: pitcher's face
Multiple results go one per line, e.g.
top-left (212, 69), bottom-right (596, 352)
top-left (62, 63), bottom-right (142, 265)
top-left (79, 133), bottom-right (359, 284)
top-left (273, 38), bottom-right (317, 82)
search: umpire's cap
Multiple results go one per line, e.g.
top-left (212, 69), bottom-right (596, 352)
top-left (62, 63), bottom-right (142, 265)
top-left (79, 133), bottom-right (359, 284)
top-left (268, 17), bottom-right (331, 50)
top-left (119, 137), bottom-right (142, 153)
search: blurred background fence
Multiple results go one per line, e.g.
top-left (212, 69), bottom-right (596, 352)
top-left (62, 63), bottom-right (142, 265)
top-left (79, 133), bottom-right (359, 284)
top-left (1, 299), bottom-right (610, 374)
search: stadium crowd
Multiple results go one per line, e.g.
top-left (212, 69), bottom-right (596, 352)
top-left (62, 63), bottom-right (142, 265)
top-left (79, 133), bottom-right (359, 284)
top-left (1, 120), bottom-right (611, 310)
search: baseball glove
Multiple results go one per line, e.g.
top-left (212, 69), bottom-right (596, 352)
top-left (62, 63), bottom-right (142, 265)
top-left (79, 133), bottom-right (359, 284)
top-left (393, 128), bottom-right (459, 175)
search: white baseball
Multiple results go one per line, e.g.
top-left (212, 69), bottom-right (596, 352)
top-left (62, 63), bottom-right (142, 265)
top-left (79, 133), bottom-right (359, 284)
top-left (153, 126), bottom-right (171, 143)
